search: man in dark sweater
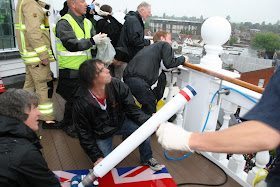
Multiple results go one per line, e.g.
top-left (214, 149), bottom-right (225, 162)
top-left (123, 31), bottom-right (187, 115)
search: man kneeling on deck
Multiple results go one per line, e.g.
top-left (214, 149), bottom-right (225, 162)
top-left (72, 59), bottom-right (163, 171)
top-left (0, 89), bottom-right (60, 186)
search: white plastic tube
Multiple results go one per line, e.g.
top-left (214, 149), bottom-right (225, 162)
top-left (79, 85), bottom-right (196, 186)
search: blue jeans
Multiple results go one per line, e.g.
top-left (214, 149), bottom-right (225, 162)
top-left (96, 118), bottom-right (153, 163)
top-left (124, 77), bottom-right (157, 115)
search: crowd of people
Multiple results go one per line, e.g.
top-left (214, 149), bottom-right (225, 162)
top-left (0, 0), bottom-right (279, 186)
top-left (0, 0), bottom-right (187, 186)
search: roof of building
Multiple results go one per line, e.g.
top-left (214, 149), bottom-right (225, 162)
top-left (150, 18), bottom-right (201, 24)
top-left (221, 53), bottom-right (273, 73)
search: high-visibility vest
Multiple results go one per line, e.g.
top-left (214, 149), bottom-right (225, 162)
top-left (54, 14), bottom-right (92, 70)
top-left (15, 0), bottom-right (54, 65)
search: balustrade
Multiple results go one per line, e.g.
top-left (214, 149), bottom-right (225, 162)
top-left (164, 16), bottom-right (270, 186)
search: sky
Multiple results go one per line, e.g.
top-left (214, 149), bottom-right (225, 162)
top-left (86, 0), bottom-right (280, 24)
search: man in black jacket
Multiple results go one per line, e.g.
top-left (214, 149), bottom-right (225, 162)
top-left (117, 1), bottom-right (151, 60)
top-left (0, 89), bottom-right (60, 187)
top-left (123, 31), bottom-right (187, 115)
top-left (72, 59), bottom-right (163, 171)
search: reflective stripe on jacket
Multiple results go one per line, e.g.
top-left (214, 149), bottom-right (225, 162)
top-left (15, 0), bottom-right (54, 65)
top-left (54, 14), bottom-right (92, 70)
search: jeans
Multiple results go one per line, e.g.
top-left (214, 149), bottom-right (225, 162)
top-left (96, 117), bottom-right (153, 163)
top-left (124, 77), bottom-right (157, 115)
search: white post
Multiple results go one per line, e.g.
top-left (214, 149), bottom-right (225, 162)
top-left (183, 16), bottom-right (238, 133)
top-left (200, 16), bottom-right (231, 69)
top-left (174, 79), bottom-right (187, 126)
top-left (166, 72), bottom-right (178, 102)
top-left (246, 151), bottom-right (270, 185)
top-left (212, 100), bottom-right (237, 166)
top-left (228, 154), bottom-right (246, 174)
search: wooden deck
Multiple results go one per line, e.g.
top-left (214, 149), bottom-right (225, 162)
top-left (38, 81), bottom-right (241, 186)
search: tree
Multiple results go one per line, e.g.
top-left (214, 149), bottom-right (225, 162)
top-left (180, 29), bottom-right (192, 35)
top-left (226, 15), bottom-right (231, 22)
top-left (252, 32), bottom-right (280, 54)
top-left (145, 18), bottom-right (150, 29)
top-left (229, 36), bottom-right (238, 46)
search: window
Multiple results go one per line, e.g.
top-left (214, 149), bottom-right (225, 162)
top-left (258, 79), bottom-right (265, 88)
top-left (0, 0), bottom-right (16, 51)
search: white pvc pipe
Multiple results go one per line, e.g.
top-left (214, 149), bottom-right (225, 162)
top-left (79, 84), bottom-right (196, 186)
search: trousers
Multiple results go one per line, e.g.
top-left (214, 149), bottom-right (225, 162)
top-left (96, 117), bottom-right (153, 163)
top-left (24, 63), bottom-right (54, 121)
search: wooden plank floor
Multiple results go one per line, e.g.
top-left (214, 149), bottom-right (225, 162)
top-left (38, 81), bottom-right (241, 186)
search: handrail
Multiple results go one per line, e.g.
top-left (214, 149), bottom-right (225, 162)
top-left (183, 62), bottom-right (264, 94)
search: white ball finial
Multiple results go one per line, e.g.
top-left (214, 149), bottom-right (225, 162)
top-left (201, 16), bottom-right (231, 46)
top-left (200, 16), bottom-right (232, 69)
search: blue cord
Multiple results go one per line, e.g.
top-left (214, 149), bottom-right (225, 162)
top-left (164, 86), bottom-right (258, 161)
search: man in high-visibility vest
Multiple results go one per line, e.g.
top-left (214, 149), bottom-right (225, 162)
top-left (15, 0), bottom-right (61, 129)
top-left (54, 0), bottom-right (106, 137)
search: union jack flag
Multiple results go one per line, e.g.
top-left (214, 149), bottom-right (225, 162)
top-left (53, 169), bottom-right (93, 187)
top-left (98, 166), bottom-right (176, 187)
top-left (54, 166), bottom-right (176, 187)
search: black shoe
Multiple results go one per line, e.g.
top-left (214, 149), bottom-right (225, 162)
top-left (42, 120), bottom-right (63, 129)
top-left (142, 158), bottom-right (163, 171)
top-left (64, 125), bottom-right (77, 138)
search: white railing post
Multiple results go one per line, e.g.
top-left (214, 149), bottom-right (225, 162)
top-left (246, 151), bottom-right (270, 185)
top-left (228, 154), bottom-right (246, 174)
top-left (200, 17), bottom-right (231, 69)
top-left (173, 79), bottom-right (187, 126)
top-left (212, 100), bottom-right (238, 166)
top-left (166, 72), bottom-right (177, 102)
top-left (181, 16), bottom-right (240, 133)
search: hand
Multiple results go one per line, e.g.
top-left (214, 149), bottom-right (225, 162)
top-left (183, 55), bottom-right (189, 62)
top-left (97, 9), bottom-right (110, 16)
top-left (94, 157), bottom-right (104, 166)
top-left (113, 59), bottom-right (124, 66)
top-left (92, 33), bottom-right (107, 45)
top-left (156, 122), bottom-right (193, 152)
top-left (88, 4), bottom-right (95, 14)
top-left (41, 58), bottom-right (49, 66)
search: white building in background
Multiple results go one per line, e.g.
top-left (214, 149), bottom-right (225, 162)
top-left (184, 38), bottom-right (193, 45)
top-left (150, 18), bottom-right (202, 35)
top-left (171, 41), bottom-right (179, 49)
